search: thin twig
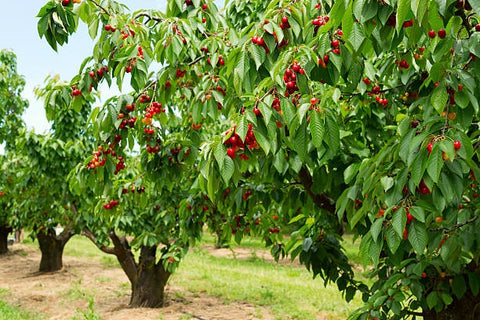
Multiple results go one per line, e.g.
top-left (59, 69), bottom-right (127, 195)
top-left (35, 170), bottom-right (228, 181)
top-left (430, 216), bottom-right (478, 233)
top-left (188, 55), bottom-right (206, 66)
top-left (88, 0), bottom-right (111, 16)
top-left (134, 12), bottom-right (163, 24)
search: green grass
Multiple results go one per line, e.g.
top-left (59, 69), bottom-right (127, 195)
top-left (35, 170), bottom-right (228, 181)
top-left (22, 233), bottom-right (364, 319)
top-left (170, 246), bottom-right (363, 320)
top-left (0, 290), bottom-right (43, 320)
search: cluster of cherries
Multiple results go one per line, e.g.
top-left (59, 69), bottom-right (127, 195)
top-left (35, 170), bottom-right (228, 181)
top-left (224, 124), bottom-right (258, 160)
top-left (103, 200), bottom-right (119, 210)
top-left (364, 81), bottom-right (389, 107)
top-left (89, 65), bottom-right (109, 81)
top-left (122, 185), bottom-right (146, 194)
top-left (271, 96), bottom-right (281, 112)
top-left (284, 62), bottom-right (305, 96)
top-left (206, 55), bottom-right (225, 67)
top-left (176, 68), bottom-right (186, 78)
top-left (242, 190), bottom-right (252, 200)
top-left (330, 39), bottom-right (341, 55)
top-left (104, 25), bottom-right (117, 32)
top-left (396, 59), bottom-right (410, 70)
top-left (71, 86), bottom-right (82, 97)
top-left (251, 35), bottom-right (269, 53)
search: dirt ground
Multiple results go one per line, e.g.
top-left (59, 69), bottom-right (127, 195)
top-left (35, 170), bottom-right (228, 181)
top-left (0, 244), bottom-right (275, 320)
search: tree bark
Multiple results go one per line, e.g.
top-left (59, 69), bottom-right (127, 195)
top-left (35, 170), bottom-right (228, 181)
top-left (423, 290), bottom-right (480, 320)
top-left (0, 225), bottom-right (12, 255)
top-left (84, 228), bottom-right (171, 308)
top-left (37, 227), bottom-right (72, 272)
top-left (129, 246), bottom-right (170, 308)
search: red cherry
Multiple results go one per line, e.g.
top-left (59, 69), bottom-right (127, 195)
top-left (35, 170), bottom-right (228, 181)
top-left (363, 77), bottom-right (371, 85)
top-left (62, 0), bottom-right (71, 5)
top-left (427, 142), bottom-right (433, 154)
top-left (323, 54), bottom-right (330, 64)
top-left (331, 39), bottom-right (339, 47)
top-left (126, 66), bottom-right (132, 73)
top-left (281, 16), bottom-right (289, 24)
top-left (310, 97), bottom-right (318, 105)
top-left (403, 228), bottom-right (408, 240)
top-left (89, 71), bottom-right (95, 78)
top-left (227, 147), bottom-right (236, 159)
top-left (428, 30), bottom-right (436, 38)
top-left (476, 24), bottom-right (480, 32)
top-left (422, 272), bottom-right (427, 278)
top-left (438, 29), bottom-right (446, 39)
top-left (202, 4), bottom-right (207, 9)
top-left (453, 140), bottom-right (461, 150)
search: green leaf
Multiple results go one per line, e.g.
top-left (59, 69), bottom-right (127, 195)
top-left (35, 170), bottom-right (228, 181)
top-left (236, 116), bottom-right (248, 141)
top-left (397, 0), bottom-right (411, 33)
top-left (344, 163), bottom-right (361, 184)
top-left (398, 129), bottom-right (415, 163)
top-left (386, 226), bottom-right (401, 254)
top-left (220, 157), bottom-right (234, 183)
top-left (427, 144), bottom-right (443, 183)
top-left (250, 44), bottom-right (266, 70)
top-left (309, 111), bottom-right (325, 149)
top-left (468, 273), bottom-right (480, 296)
top-left (392, 207), bottom-right (407, 238)
top-left (348, 23), bottom-right (365, 52)
top-left (408, 220), bottom-right (428, 253)
top-left (409, 206), bottom-right (425, 223)
top-left (427, 291), bottom-right (439, 309)
top-left (431, 84), bottom-right (448, 115)
top-left (371, 218), bottom-right (384, 242)
top-left (214, 143), bottom-right (226, 170)
top-left (325, 114), bottom-right (340, 154)
top-left (451, 275), bottom-right (467, 299)
top-left (294, 123), bottom-right (308, 161)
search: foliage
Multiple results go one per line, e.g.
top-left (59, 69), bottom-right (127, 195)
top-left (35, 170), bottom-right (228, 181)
top-left (37, 0), bottom-right (480, 318)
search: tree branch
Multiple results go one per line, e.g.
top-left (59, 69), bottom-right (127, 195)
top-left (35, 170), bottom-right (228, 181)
top-left (87, 0), bottom-right (111, 16)
top-left (188, 55), bottom-right (206, 66)
top-left (406, 310), bottom-right (424, 317)
top-left (298, 166), bottom-right (336, 214)
top-left (134, 12), bottom-right (163, 25)
top-left (430, 216), bottom-right (478, 233)
top-left (82, 227), bottom-right (116, 255)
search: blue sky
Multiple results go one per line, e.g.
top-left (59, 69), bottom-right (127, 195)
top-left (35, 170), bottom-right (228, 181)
top-left (0, 0), bottom-right (168, 136)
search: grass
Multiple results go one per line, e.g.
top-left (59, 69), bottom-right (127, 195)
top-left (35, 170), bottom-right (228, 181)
top-left (20, 232), bottom-right (364, 320)
top-left (0, 289), bottom-right (43, 320)
top-left (170, 246), bottom-right (363, 320)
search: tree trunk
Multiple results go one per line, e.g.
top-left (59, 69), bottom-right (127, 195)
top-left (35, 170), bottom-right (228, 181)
top-left (129, 246), bottom-right (170, 308)
top-left (103, 230), bottom-right (171, 308)
top-left (37, 228), bottom-right (71, 272)
top-left (423, 290), bottom-right (480, 320)
top-left (0, 225), bottom-right (12, 255)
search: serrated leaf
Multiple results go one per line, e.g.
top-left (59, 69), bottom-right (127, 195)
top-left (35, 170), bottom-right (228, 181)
top-left (214, 143), bottom-right (226, 170)
top-left (236, 116), bottom-right (248, 141)
top-left (220, 157), bottom-right (234, 183)
top-left (409, 206), bottom-right (425, 223)
top-left (392, 207), bottom-right (407, 238)
top-left (309, 111), bottom-right (325, 149)
top-left (397, 0), bottom-right (411, 33)
top-left (386, 226), bottom-right (402, 253)
top-left (431, 84), bottom-right (448, 115)
top-left (408, 220), bottom-right (428, 253)
top-left (325, 114), bottom-right (340, 154)
top-left (371, 218), bottom-right (384, 242)
top-left (427, 144), bottom-right (443, 183)
top-left (451, 275), bottom-right (467, 299)
top-left (348, 23), bottom-right (365, 52)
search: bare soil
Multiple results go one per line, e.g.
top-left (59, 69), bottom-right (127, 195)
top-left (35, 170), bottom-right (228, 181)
top-left (0, 244), bottom-right (275, 320)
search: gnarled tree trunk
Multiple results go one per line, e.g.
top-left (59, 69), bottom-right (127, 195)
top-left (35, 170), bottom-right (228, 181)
top-left (129, 246), bottom-right (170, 307)
top-left (84, 228), bottom-right (171, 308)
top-left (37, 227), bottom-right (73, 272)
top-left (0, 225), bottom-right (12, 255)
top-left (423, 289), bottom-right (480, 320)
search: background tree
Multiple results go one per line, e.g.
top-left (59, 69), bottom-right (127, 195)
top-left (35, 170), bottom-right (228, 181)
top-left (13, 74), bottom-right (95, 272)
top-left (37, 0), bottom-right (480, 318)
top-left (0, 49), bottom-right (28, 254)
